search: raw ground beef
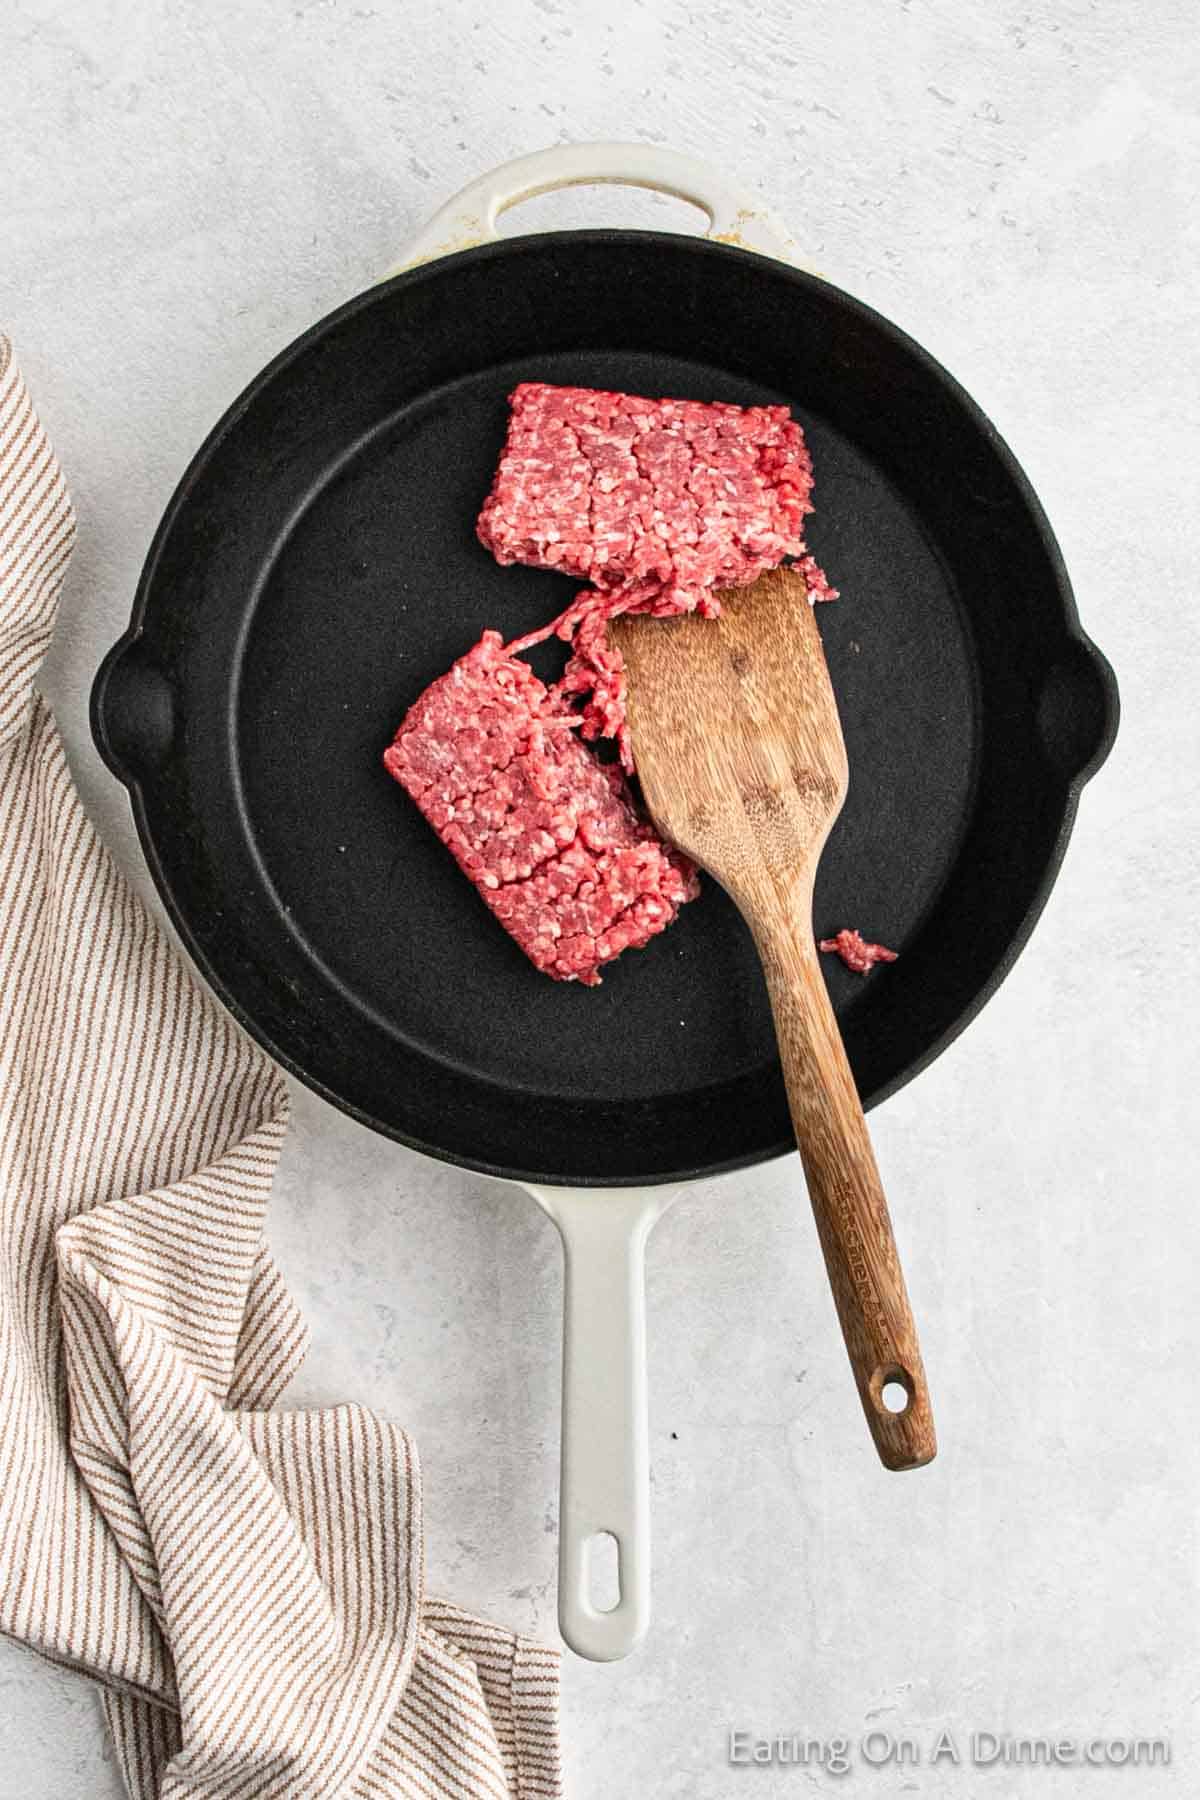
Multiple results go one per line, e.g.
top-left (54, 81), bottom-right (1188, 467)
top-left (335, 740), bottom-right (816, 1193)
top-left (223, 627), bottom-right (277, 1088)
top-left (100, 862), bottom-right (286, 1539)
top-left (478, 382), bottom-right (837, 769)
top-left (819, 929), bottom-right (898, 974)
top-left (384, 383), bottom-right (894, 989)
top-left (383, 631), bottom-right (698, 985)
top-left (478, 381), bottom-right (821, 604)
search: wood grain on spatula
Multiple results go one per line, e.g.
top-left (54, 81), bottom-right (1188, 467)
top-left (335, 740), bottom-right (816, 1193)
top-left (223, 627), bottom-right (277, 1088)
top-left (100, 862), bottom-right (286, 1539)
top-left (612, 569), bottom-right (936, 1471)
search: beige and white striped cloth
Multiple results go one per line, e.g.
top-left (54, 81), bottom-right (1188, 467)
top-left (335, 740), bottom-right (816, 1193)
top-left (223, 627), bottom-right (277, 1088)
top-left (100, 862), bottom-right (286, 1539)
top-left (0, 337), bottom-right (562, 1799)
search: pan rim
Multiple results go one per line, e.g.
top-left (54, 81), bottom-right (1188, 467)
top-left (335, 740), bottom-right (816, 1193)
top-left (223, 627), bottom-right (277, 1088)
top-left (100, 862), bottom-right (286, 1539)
top-left (91, 227), bottom-right (1120, 1187)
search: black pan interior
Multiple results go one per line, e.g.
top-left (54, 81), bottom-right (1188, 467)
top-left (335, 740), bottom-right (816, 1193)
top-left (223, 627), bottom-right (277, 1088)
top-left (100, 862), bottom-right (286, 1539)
top-left (92, 233), bottom-right (1117, 1184)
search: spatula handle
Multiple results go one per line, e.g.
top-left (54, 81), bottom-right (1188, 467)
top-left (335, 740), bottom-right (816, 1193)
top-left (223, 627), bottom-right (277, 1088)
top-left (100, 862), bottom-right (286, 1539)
top-left (754, 911), bottom-right (936, 1471)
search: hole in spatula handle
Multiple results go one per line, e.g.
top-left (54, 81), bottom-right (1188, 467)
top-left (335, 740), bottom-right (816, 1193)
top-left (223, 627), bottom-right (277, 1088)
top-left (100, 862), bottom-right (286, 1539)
top-left (871, 1365), bottom-right (914, 1416)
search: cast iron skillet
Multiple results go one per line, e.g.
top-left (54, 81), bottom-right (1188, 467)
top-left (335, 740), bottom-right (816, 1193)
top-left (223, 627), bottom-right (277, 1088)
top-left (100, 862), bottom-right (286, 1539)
top-left (91, 148), bottom-right (1120, 1663)
top-left (91, 183), bottom-right (1117, 1193)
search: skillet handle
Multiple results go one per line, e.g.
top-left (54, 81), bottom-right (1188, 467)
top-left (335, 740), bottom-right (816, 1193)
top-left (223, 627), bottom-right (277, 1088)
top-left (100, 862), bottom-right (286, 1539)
top-left (91, 632), bottom-right (176, 784)
top-left (390, 142), bottom-right (813, 274)
top-left (523, 1183), bottom-right (679, 1661)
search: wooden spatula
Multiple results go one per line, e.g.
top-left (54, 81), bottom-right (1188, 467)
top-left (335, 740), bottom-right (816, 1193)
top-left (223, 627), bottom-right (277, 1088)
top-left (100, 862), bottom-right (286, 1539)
top-left (611, 568), bottom-right (936, 1471)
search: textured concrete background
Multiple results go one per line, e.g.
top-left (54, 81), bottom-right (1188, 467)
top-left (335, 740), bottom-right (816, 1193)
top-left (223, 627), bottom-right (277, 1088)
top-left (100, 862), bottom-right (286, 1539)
top-left (1, 0), bottom-right (1196, 1794)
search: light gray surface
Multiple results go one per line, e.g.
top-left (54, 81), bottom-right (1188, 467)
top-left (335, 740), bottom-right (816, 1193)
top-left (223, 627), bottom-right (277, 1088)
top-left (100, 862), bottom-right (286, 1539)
top-left (0, 0), bottom-right (1196, 1794)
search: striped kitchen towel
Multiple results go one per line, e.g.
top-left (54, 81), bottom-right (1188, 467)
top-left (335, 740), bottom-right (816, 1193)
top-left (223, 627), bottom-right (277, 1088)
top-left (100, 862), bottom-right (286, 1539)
top-left (0, 336), bottom-right (562, 1799)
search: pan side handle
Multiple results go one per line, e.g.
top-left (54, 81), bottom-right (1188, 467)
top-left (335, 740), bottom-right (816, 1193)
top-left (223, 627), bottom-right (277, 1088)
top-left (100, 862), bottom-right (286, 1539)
top-left (387, 142), bottom-right (816, 275)
top-left (522, 1182), bottom-right (681, 1662)
top-left (91, 632), bottom-right (176, 785)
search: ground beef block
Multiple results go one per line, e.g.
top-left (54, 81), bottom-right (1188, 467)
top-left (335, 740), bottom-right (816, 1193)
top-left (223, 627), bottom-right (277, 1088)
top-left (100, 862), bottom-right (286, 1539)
top-left (383, 631), bottom-right (698, 984)
top-left (478, 381), bottom-right (822, 605)
top-left (477, 382), bottom-right (837, 769)
top-left (819, 929), bottom-right (898, 974)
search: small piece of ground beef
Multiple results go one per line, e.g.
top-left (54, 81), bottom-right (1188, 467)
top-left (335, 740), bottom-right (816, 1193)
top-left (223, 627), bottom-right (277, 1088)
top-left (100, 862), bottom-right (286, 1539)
top-left (819, 929), bottom-right (898, 974)
top-left (383, 631), bottom-right (698, 984)
top-left (478, 382), bottom-right (837, 770)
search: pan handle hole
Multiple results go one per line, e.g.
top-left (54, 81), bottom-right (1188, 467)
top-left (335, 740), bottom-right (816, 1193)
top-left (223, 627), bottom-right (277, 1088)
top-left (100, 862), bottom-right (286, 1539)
top-left (586, 1531), bottom-right (621, 1614)
top-left (495, 185), bottom-right (710, 240)
top-left (871, 1365), bottom-right (914, 1416)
